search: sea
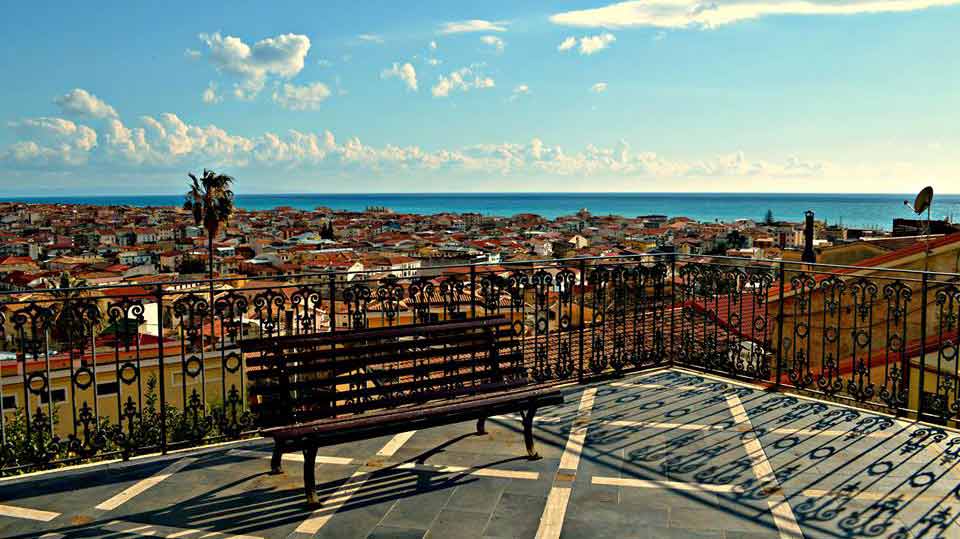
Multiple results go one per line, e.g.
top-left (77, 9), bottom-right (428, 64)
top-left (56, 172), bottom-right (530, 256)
top-left (5, 193), bottom-right (958, 231)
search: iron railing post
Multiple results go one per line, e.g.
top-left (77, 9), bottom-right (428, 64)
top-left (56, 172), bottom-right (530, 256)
top-left (578, 259), bottom-right (586, 384)
top-left (669, 254), bottom-right (676, 367)
top-left (328, 273), bottom-right (337, 416)
top-left (918, 272), bottom-right (928, 419)
top-left (470, 264), bottom-right (477, 320)
top-left (155, 285), bottom-right (167, 454)
top-left (775, 262), bottom-right (786, 389)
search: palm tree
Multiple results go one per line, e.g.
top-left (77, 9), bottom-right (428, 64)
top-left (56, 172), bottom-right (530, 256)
top-left (49, 272), bottom-right (105, 349)
top-left (183, 169), bottom-right (235, 284)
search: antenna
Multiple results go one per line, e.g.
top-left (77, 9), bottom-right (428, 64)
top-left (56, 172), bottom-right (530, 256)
top-left (904, 186), bottom-right (934, 270)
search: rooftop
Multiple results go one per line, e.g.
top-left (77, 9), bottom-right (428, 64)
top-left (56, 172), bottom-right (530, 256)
top-left (2, 369), bottom-right (957, 539)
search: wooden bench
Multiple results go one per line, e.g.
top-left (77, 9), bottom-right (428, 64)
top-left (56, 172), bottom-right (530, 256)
top-left (241, 315), bottom-right (564, 504)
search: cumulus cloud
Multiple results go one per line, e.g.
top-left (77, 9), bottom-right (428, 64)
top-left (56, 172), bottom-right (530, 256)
top-left (431, 66), bottom-right (495, 97)
top-left (54, 88), bottom-right (118, 119)
top-left (558, 33), bottom-right (616, 55)
top-left (591, 82), bottom-right (608, 93)
top-left (381, 62), bottom-right (418, 91)
top-left (549, 0), bottom-right (960, 29)
top-left (438, 20), bottom-right (509, 34)
top-left (197, 32), bottom-right (311, 99)
top-left (2, 94), bottom-right (830, 183)
top-left (480, 35), bottom-right (505, 53)
top-left (4, 117), bottom-right (98, 166)
top-left (202, 82), bottom-right (223, 104)
top-left (272, 82), bottom-right (332, 110)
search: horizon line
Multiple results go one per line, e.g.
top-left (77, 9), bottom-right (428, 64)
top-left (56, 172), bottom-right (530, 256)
top-left (0, 191), bottom-right (954, 198)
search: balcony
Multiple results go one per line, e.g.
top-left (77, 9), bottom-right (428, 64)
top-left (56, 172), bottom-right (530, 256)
top-left (2, 254), bottom-right (960, 538)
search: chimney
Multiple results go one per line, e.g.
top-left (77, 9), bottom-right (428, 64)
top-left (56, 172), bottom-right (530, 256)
top-left (801, 210), bottom-right (816, 264)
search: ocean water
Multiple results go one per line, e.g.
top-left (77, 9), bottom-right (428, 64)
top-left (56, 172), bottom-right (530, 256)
top-left (5, 193), bottom-right (959, 231)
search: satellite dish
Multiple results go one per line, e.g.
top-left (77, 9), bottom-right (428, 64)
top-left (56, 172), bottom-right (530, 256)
top-left (910, 186), bottom-right (934, 215)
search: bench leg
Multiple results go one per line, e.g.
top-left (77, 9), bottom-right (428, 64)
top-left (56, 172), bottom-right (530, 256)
top-left (303, 445), bottom-right (319, 505)
top-left (270, 440), bottom-right (284, 475)
top-left (520, 404), bottom-right (540, 460)
top-left (476, 416), bottom-right (487, 435)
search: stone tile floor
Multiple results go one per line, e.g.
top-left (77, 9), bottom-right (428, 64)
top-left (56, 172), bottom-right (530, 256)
top-left (2, 368), bottom-right (960, 538)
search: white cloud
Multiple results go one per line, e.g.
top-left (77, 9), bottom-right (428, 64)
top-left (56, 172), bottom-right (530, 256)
top-left (686, 151), bottom-right (826, 178)
top-left (559, 33), bottom-right (616, 55)
top-left (438, 20), bottom-right (509, 34)
top-left (557, 37), bottom-right (577, 51)
top-left (184, 49), bottom-right (201, 59)
top-left (480, 35), bottom-right (505, 53)
top-left (429, 40), bottom-right (438, 50)
top-left (4, 117), bottom-right (97, 166)
top-left (202, 82), bottom-right (223, 105)
top-left (53, 88), bottom-right (118, 119)
top-left (591, 82), bottom-right (608, 93)
top-left (2, 95), bottom-right (831, 183)
top-left (381, 62), bottom-right (418, 91)
top-left (549, 0), bottom-right (960, 29)
top-left (197, 32), bottom-right (311, 99)
top-left (509, 84), bottom-right (531, 102)
top-left (431, 66), bottom-right (495, 97)
top-left (100, 113), bottom-right (254, 167)
top-left (357, 33), bottom-right (384, 44)
top-left (272, 82), bottom-right (332, 111)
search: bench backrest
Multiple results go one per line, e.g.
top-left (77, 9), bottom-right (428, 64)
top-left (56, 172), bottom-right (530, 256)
top-left (242, 316), bottom-right (525, 426)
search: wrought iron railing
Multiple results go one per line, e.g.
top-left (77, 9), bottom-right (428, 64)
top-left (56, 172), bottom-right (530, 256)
top-left (2, 253), bottom-right (959, 475)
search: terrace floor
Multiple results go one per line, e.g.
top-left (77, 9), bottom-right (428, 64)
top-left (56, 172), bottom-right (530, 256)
top-left (2, 369), bottom-right (959, 539)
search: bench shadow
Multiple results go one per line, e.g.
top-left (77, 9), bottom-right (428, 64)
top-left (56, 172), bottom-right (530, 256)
top-left (7, 439), bottom-right (533, 538)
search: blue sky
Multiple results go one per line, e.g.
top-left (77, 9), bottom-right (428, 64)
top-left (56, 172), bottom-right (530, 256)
top-left (0, 0), bottom-right (958, 195)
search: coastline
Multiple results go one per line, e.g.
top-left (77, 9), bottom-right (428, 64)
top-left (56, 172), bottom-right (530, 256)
top-left (2, 192), bottom-right (956, 230)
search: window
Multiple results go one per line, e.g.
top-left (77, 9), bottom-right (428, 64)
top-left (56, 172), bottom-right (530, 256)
top-left (1, 394), bottom-right (15, 410)
top-left (40, 388), bottom-right (67, 404)
top-left (97, 381), bottom-right (119, 396)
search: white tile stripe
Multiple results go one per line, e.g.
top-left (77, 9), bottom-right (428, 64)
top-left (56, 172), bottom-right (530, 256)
top-left (558, 388), bottom-right (598, 471)
top-left (0, 503), bottom-right (60, 522)
top-left (103, 519), bottom-right (264, 539)
top-left (769, 499), bottom-right (805, 539)
top-left (377, 431), bottom-right (417, 457)
top-left (393, 462), bottom-right (540, 480)
top-left (592, 476), bottom-right (737, 493)
top-left (227, 448), bottom-right (355, 465)
top-left (226, 448), bottom-right (539, 480)
top-left (94, 457), bottom-right (197, 511)
top-left (726, 394), bottom-right (804, 539)
top-left (536, 387), bottom-right (600, 539)
top-left (535, 487), bottom-right (572, 539)
top-left (294, 471), bottom-right (369, 535)
top-left (294, 430), bottom-right (419, 534)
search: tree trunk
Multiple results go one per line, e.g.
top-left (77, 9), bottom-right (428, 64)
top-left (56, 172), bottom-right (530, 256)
top-left (208, 233), bottom-right (214, 283)
top-left (208, 232), bottom-right (215, 318)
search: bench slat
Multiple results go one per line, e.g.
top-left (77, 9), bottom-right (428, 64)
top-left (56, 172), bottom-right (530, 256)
top-left (264, 384), bottom-right (564, 439)
top-left (241, 315), bottom-right (511, 352)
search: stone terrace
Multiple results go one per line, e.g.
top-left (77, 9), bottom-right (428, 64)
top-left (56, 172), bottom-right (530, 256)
top-left (1, 369), bottom-right (958, 539)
